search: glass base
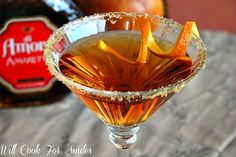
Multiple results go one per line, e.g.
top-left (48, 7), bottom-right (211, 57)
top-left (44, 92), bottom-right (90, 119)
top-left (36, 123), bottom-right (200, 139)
top-left (107, 125), bottom-right (140, 149)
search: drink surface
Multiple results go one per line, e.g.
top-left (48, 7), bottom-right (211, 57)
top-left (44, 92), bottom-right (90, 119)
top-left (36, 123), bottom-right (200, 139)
top-left (60, 31), bottom-right (191, 91)
top-left (59, 31), bottom-right (192, 126)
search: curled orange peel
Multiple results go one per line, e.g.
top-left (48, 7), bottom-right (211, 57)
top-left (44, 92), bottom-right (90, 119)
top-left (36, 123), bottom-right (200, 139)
top-left (96, 39), bottom-right (137, 64)
top-left (149, 21), bottom-right (200, 59)
top-left (136, 20), bottom-right (153, 63)
top-left (96, 21), bottom-right (198, 65)
top-left (136, 21), bottom-right (199, 64)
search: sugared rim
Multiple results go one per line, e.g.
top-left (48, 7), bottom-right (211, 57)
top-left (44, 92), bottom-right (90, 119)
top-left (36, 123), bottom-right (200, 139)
top-left (44, 12), bottom-right (207, 101)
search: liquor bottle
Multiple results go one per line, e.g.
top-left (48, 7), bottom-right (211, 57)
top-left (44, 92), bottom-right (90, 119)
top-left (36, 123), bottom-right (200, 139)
top-left (72, 0), bottom-right (168, 17)
top-left (0, 0), bottom-right (83, 108)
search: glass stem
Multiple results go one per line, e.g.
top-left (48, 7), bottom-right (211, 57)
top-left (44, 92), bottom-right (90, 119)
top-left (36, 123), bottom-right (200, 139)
top-left (117, 148), bottom-right (130, 157)
top-left (107, 125), bottom-right (139, 157)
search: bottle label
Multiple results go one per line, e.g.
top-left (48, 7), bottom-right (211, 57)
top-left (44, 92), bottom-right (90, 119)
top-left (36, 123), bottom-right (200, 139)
top-left (0, 17), bottom-right (56, 93)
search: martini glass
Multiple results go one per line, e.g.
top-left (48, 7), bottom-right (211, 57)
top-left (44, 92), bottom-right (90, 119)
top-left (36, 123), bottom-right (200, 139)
top-left (44, 12), bottom-right (206, 157)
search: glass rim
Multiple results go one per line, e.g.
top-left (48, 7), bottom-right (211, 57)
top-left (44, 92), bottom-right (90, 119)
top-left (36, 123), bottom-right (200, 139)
top-left (44, 12), bottom-right (207, 101)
